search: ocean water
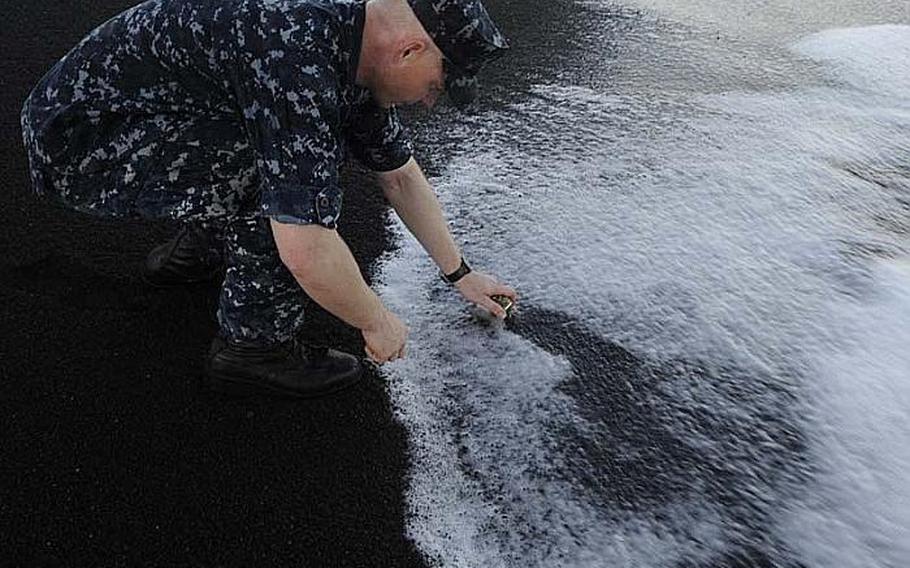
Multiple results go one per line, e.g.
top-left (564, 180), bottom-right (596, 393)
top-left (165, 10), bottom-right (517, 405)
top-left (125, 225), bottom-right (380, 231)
top-left (376, 2), bottom-right (910, 566)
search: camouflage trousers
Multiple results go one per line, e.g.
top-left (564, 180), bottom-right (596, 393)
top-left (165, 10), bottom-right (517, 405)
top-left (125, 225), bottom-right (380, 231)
top-left (21, 108), bottom-right (308, 345)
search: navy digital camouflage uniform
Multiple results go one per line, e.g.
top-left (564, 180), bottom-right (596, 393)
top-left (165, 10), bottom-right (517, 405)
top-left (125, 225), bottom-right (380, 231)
top-left (20, 0), bottom-right (413, 345)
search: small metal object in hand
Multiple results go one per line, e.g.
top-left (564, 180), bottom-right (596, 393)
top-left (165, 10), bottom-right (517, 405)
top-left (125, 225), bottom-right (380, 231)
top-left (470, 295), bottom-right (515, 326)
top-left (491, 295), bottom-right (514, 318)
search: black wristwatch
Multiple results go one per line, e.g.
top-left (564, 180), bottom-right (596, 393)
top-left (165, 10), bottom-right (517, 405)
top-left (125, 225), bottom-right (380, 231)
top-left (441, 257), bottom-right (471, 284)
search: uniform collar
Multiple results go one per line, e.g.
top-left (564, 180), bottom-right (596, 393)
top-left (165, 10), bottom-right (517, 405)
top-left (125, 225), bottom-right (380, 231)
top-left (345, 0), bottom-right (367, 87)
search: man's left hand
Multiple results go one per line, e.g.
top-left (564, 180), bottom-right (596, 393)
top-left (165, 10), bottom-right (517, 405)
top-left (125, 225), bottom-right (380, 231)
top-left (454, 271), bottom-right (518, 320)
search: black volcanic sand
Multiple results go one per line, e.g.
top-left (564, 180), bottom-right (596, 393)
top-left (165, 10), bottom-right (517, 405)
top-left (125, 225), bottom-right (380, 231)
top-left (2, 1), bottom-right (811, 567)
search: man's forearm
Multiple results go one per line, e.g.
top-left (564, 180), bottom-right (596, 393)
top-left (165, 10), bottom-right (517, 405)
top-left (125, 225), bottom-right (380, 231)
top-left (271, 221), bottom-right (386, 331)
top-left (379, 159), bottom-right (462, 274)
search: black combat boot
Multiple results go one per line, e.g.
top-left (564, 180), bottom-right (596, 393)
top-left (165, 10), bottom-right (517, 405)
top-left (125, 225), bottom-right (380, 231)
top-left (142, 224), bottom-right (224, 286)
top-left (204, 336), bottom-right (363, 399)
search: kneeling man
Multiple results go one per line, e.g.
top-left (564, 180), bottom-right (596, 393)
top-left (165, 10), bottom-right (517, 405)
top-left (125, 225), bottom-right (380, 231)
top-left (21, 0), bottom-right (517, 398)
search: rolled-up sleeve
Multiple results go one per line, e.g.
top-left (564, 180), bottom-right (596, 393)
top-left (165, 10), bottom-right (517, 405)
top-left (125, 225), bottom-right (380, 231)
top-left (234, 11), bottom-right (344, 229)
top-left (346, 101), bottom-right (413, 172)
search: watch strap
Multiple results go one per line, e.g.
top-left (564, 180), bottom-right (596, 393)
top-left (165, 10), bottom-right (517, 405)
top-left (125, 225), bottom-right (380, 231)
top-left (442, 257), bottom-right (471, 284)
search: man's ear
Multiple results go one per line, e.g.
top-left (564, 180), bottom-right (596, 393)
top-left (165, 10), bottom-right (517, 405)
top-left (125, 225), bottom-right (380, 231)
top-left (399, 39), bottom-right (427, 63)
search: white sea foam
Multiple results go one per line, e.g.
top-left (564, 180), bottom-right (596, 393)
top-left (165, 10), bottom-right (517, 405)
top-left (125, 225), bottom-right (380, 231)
top-left (784, 258), bottom-right (910, 568)
top-left (795, 25), bottom-right (910, 98)
top-left (378, 17), bottom-right (910, 568)
top-left (780, 25), bottom-right (910, 568)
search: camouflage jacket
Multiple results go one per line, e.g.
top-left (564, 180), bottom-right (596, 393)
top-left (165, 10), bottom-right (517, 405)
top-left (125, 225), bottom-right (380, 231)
top-left (24, 0), bottom-right (412, 227)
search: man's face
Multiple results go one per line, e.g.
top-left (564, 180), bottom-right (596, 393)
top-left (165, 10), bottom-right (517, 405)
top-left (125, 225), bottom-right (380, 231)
top-left (373, 40), bottom-right (446, 109)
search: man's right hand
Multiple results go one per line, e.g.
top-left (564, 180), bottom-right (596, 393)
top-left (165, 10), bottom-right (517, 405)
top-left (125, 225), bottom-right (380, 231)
top-left (362, 309), bottom-right (408, 364)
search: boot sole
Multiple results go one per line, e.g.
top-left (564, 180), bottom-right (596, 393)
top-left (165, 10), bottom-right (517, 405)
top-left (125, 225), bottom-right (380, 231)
top-left (203, 362), bottom-right (363, 400)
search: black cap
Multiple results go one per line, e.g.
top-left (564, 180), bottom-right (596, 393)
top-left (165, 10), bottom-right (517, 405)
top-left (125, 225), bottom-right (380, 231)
top-left (406, 0), bottom-right (510, 108)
